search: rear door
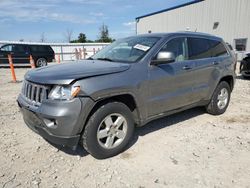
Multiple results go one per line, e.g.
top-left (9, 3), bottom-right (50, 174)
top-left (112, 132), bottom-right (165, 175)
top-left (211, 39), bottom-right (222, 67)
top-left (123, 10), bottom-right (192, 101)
top-left (187, 37), bottom-right (229, 100)
top-left (187, 37), bottom-right (215, 100)
top-left (147, 37), bottom-right (197, 117)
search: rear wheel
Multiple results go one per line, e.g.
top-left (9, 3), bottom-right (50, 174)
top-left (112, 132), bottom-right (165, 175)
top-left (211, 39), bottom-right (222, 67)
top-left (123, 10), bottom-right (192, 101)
top-left (36, 58), bottom-right (47, 67)
top-left (82, 102), bottom-right (134, 159)
top-left (206, 81), bottom-right (231, 115)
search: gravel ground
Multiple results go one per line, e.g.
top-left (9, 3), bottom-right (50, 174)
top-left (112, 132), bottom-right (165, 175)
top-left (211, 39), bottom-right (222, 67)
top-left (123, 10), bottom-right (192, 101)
top-left (0, 64), bottom-right (250, 188)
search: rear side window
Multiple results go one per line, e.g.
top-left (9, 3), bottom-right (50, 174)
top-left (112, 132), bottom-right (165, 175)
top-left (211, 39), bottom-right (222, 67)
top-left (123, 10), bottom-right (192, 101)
top-left (188, 37), bottom-right (228, 60)
top-left (188, 38), bottom-right (212, 60)
top-left (209, 40), bottom-right (228, 57)
top-left (13, 45), bottom-right (26, 53)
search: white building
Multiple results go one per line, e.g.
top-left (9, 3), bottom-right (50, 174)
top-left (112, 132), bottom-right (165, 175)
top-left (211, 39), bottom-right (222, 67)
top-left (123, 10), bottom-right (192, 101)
top-left (136, 0), bottom-right (250, 58)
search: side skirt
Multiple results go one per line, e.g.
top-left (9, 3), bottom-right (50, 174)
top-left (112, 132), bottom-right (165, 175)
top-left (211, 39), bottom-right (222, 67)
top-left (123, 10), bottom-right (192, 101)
top-left (137, 100), bottom-right (209, 127)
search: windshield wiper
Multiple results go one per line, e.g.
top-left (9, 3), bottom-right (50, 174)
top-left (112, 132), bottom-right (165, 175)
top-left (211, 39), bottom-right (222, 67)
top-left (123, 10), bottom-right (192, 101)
top-left (96, 57), bottom-right (113, 62)
top-left (87, 57), bottom-right (94, 60)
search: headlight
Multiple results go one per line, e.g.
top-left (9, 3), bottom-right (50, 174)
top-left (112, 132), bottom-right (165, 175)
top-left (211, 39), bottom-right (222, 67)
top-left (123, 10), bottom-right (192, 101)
top-left (48, 85), bottom-right (80, 100)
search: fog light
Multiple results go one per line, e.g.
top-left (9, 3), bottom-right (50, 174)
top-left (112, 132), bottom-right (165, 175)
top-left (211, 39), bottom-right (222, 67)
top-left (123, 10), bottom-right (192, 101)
top-left (43, 119), bottom-right (57, 129)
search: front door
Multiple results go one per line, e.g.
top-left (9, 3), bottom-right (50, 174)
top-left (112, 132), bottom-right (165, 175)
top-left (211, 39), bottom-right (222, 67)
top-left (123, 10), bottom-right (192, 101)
top-left (0, 44), bottom-right (14, 64)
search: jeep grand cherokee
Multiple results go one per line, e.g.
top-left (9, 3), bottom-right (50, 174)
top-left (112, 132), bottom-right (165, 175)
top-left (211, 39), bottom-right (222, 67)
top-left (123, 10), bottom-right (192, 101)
top-left (17, 32), bottom-right (236, 159)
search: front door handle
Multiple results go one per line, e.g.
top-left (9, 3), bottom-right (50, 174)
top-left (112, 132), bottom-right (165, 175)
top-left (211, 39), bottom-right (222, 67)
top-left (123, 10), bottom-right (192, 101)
top-left (182, 65), bottom-right (192, 70)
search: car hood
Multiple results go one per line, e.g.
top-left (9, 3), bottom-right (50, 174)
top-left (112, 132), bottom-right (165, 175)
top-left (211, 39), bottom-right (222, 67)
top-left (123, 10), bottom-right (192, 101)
top-left (25, 60), bottom-right (131, 85)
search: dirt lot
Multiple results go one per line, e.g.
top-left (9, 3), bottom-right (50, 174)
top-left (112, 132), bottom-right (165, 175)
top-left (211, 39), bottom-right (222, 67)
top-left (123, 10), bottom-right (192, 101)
top-left (0, 65), bottom-right (250, 188)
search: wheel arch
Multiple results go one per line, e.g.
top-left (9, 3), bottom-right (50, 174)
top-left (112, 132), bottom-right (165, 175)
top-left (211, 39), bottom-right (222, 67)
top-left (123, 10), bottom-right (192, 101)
top-left (81, 93), bottom-right (141, 134)
top-left (35, 56), bottom-right (48, 62)
top-left (219, 75), bottom-right (234, 91)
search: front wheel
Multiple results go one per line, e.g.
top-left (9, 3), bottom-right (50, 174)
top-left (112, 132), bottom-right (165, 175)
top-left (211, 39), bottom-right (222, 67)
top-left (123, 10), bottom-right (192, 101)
top-left (82, 102), bottom-right (134, 159)
top-left (36, 58), bottom-right (47, 67)
top-left (206, 81), bottom-right (231, 115)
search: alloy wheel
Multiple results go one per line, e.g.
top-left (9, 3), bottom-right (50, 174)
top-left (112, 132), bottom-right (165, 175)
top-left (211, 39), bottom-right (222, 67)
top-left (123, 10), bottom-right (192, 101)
top-left (97, 113), bottom-right (128, 149)
top-left (217, 88), bottom-right (229, 110)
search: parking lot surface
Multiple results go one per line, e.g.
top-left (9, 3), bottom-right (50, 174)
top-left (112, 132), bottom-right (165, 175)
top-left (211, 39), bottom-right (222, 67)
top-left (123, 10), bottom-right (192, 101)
top-left (0, 65), bottom-right (250, 188)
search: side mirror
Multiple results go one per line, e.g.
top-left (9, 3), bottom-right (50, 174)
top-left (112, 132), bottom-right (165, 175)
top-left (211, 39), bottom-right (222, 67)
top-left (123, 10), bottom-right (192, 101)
top-left (151, 51), bottom-right (175, 65)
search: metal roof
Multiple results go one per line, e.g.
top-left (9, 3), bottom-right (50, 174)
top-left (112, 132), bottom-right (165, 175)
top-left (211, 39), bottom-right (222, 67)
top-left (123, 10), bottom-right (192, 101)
top-left (136, 0), bottom-right (205, 20)
top-left (136, 31), bottom-right (222, 40)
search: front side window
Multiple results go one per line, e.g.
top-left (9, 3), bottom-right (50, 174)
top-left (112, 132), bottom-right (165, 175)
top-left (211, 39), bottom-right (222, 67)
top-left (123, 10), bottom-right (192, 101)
top-left (160, 37), bottom-right (188, 62)
top-left (91, 36), bottom-right (160, 63)
top-left (1, 45), bottom-right (13, 52)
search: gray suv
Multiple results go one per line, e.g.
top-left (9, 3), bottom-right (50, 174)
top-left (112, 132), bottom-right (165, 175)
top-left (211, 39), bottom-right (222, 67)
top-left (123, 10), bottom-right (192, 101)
top-left (17, 32), bottom-right (236, 159)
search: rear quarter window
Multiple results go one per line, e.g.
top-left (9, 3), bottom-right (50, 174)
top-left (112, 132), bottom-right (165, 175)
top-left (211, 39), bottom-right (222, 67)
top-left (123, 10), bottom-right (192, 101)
top-left (209, 40), bottom-right (228, 57)
top-left (30, 45), bottom-right (53, 53)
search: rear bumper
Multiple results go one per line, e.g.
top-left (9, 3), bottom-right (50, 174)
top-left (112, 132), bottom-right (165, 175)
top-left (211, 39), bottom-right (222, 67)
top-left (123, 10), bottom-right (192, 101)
top-left (47, 56), bottom-right (54, 63)
top-left (17, 94), bottom-right (93, 148)
top-left (240, 60), bottom-right (250, 76)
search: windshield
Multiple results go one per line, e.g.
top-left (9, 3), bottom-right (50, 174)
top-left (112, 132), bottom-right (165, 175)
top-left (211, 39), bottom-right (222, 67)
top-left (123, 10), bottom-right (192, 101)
top-left (91, 36), bottom-right (160, 63)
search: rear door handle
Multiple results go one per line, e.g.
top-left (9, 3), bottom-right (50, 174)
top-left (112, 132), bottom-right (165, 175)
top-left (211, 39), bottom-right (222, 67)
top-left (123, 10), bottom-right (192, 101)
top-left (213, 61), bottom-right (219, 65)
top-left (182, 65), bottom-right (192, 70)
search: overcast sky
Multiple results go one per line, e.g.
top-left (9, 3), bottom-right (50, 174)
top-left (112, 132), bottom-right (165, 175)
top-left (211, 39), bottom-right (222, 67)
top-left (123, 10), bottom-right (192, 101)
top-left (0, 0), bottom-right (192, 42)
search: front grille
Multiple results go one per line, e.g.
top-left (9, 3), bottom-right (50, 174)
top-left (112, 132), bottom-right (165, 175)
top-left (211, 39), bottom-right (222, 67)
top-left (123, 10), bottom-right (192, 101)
top-left (22, 80), bottom-right (50, 105)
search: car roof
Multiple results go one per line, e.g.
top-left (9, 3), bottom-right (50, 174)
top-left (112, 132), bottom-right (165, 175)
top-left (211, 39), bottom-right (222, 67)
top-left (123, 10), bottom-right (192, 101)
top-left (136, 31), bottom-right (222, 41)
top-left (1, 44), bottom-right (50, 46)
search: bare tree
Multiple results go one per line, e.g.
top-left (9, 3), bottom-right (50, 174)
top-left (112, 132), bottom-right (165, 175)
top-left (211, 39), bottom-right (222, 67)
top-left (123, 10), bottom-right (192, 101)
top-left (96, 24), bottom-right (113, 42)
top-left (64, 29), bottom-right (73, 42)
top-left (40, 32), bottom-right (46, 42)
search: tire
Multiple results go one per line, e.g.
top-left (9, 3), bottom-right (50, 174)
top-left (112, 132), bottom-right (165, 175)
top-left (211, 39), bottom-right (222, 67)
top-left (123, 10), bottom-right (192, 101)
top-left (82, 102), bottom-right (134, 159)
top-left (36, 58), bottom-right (47, 67)
top-left (206, 81), bottom-right (231, 115)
